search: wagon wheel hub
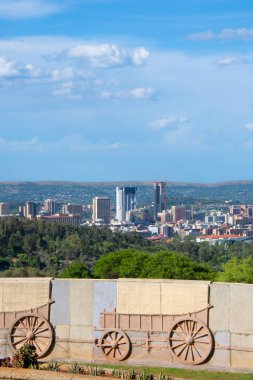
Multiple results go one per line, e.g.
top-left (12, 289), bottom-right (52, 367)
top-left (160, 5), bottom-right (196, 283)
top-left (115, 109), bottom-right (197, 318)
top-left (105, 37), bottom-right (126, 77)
top-left (111, 340), bottom-right (118, 348)
top-left (185, 335), bottom-right (194, 345)
top-left (26, 331), bottom-right (35, 340)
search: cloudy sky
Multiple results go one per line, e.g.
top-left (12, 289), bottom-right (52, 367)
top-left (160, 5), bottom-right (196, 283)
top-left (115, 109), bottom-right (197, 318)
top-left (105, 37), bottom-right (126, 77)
top-left (0, 0), bottom-right (253, 182)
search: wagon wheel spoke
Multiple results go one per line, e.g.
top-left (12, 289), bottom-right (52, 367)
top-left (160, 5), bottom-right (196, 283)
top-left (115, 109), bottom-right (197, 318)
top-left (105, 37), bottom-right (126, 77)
top-left (19, 319), bottom-right (28, 331)
top-left (176, 343), bottom-right (187, 357)
top-left (194, 333), bottom-right (208, 340)
top-left (184, 345), bottom-right (190, 360)
top-left (194, 341), bottom-right (208, 353)
top-left (169, 337), bottom-right (185, 341)
top-left (192, 342), bottom-right (201, 357)
top-left (34, 327), bottom-right (49, 335)
top-left (117, 341), bottom-right (127, 345)
top-left (191, 326), bottom-right (203, 339)
top-left (172, 341), bottom-right (187, 350)
top-left (190, 345), bottom-right (194, 362)
top-left (32, 316), bottom-right (37, 330)
top-left (13, 337), bottom-right (28, 346)
top-left (11, 333), bottom-right (27, 338)
top-left (33, 340), bottom-right (42, 353)
top-left (33, 321), bottom-right (44, 335)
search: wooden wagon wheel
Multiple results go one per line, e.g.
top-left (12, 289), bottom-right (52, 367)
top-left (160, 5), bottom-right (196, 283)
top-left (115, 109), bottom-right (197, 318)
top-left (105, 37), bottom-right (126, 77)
top-left (8, 313), bottom-right (54, 358)
top-left (168, 317), bottom-right (214, 365)
top-left (100, 328), bottom-right (131, 361)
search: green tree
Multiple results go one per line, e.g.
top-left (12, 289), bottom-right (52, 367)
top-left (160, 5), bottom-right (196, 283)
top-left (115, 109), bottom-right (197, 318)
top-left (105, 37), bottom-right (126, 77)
top-left (141, 250), bottom-right (214, 280)
top-left (59, 261), bottom-right (91, 278)
top-left (94, 249), bottom-right (215, 280)
top-left (217, 257), bottom-right (253, 283)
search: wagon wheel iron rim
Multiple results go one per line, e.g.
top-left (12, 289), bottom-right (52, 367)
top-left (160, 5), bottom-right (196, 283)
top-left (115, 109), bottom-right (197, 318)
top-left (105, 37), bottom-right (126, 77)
top-left (8, 313), bottom-right (54, 358)
top-left (100, 328), bottom-right (131, 361)
top-left (168, 317), bottom-right (214, 365)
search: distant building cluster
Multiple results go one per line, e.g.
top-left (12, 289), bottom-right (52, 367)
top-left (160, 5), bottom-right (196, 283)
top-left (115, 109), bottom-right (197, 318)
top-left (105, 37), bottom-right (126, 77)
top-left (1, 182), bottom-right (253, 244)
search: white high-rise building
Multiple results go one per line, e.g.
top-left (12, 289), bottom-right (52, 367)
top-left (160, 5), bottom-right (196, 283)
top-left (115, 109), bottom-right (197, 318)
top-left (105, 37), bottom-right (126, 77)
top-left (92, 197), bottom-right (111, 223)
top-left (25, 201), bottom-right (37, 219)
top-left (116, 187), bottom-right (137, 222)
top-left (44, 199), bottom-right (56, 215)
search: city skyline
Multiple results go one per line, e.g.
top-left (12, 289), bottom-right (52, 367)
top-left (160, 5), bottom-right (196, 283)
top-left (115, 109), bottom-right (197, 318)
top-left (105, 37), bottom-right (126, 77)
top-left (1, 0), bottom-right (253, 182)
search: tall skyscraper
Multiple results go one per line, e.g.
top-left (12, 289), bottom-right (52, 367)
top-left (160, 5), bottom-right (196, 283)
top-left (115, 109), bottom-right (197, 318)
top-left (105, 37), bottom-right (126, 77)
top-left (0, 203), bottom-right (9, 216)
top-left (92, 197), bottom-right (111, 223)
top-left (153, 181), bottom-right (166, 221)
top-left (44, 199), bottom-right (56, 215)
top-left (116, 187), bottom-right (137, 222)
top-left (25, 202), bottom-right (37, 219)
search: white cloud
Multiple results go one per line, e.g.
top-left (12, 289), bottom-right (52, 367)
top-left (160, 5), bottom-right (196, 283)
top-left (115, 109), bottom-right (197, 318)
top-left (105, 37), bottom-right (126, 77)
top-left (188, 28), bottom-right (253, 41)
top-left (23, 64), bottom-right (42, 77)
top-left (219, 28), bottom-right (253, 41)
top-left (132, 47), bottom-right (151, 65)
top-left (0, 56), bottom-right (44, 80)
top-left (0, 134), bottom-right (120, 152)
top-left (246, 123), bottom-right (253, 131)
top-left (118, 87), bottom-right (156, 100)
top-left (53, 81), bottom-right (74, 96)
top-left (67, 43), bottom-right (150, 68)
top-left (214, 56), bottom-right (244, 66)
top-left (100, 87), bottom-right (156, 100)
top-left (0, 0), bottom-right (62, 19)
top-left (188, 30), bottom-right (214, 41)
top-left (148, 116), bottom-right (189, 131)
top-left (129, 87), bottom-right (156, 99)
top-left (0, 56), bottom-right (19, 77)
top-left (100, 91), bottom-right (111, 99)
top-left (52, 67), bottom-right (90, 81)
top-left (0, 137), bottom-right (38, 150)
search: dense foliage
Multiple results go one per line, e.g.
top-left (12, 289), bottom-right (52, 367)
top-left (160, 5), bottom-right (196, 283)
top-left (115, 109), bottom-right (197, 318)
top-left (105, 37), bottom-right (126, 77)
top-left (0, 217), bottom-right (149, 277)
top-left (94, 249), bottom-right (215, 280)
top-left (161, 236), bottom-right (253, 270)
top-left (0, 217), bottom-right (253, 283)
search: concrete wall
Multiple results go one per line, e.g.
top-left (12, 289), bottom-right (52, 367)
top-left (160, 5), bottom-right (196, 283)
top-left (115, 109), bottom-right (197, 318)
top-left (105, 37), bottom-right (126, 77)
top-left (1, 278), bottom-right (253, 373)
top-left (208, 282), bottom-right (253, 373)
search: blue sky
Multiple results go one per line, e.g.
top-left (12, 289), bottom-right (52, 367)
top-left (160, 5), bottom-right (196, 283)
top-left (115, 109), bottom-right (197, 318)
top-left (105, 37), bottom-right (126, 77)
top-left (0, 0), bottom-right (253, 182)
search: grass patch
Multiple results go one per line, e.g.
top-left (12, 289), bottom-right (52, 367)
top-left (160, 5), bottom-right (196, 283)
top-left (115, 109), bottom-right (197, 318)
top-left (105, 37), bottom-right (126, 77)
top-left (79, 362), bottom-right (253, 380)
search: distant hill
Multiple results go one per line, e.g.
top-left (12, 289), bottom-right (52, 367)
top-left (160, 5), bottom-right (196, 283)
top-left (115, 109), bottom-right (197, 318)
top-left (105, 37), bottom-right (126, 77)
top-left (1, 180), bottom-right (253, 205)
top-left (1, 180), bottom-right (253, 187)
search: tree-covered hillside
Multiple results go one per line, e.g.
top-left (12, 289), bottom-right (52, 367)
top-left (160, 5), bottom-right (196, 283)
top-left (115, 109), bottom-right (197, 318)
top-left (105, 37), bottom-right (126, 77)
top-left (1, 217), bottom-right (253, 283)
top-left (0, 217), bottom-right (149, 277)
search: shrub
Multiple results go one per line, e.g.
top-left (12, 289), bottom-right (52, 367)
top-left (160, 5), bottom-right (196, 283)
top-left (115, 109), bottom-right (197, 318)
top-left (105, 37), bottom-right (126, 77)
top-left (12, 344), bottom-right (38, 369)
top-left (0, 357), bottom-right (11, 367)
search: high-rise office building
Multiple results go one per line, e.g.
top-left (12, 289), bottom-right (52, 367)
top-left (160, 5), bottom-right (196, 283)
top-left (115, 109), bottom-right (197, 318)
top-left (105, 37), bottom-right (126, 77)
top-left (171, 205), bottom-right (186, 223)
top-left (25, 201), bottom-right (37, 219)
top-left (116, 187), bottom-right (137, 222)
top-left (92, 197), bottom-right (111, 223)
top-left (153, 181), bottom-right (166, 221)
top-left (62, 203), bottom-right (83, 216)
top-left (44, 199), bottom-right (56, 215)
top-left (0, 203), bottom-right (9, 216)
